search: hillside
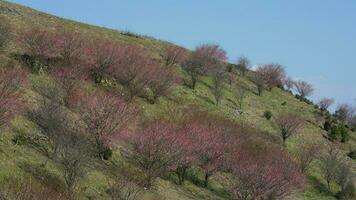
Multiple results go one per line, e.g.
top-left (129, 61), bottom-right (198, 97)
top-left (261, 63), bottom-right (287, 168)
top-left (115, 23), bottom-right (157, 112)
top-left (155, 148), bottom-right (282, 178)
top-left (0, 1), bottom-right (355, 200)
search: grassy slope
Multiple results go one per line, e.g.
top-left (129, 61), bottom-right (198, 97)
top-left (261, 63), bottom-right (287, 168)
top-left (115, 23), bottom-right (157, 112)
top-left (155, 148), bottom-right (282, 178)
top-left (0, 1), bottom-right (355, 199)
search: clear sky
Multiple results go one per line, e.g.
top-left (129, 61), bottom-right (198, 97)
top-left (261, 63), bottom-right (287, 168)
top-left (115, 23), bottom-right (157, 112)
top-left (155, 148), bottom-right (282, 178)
top-left (9, 0), bottom-right (356, 110)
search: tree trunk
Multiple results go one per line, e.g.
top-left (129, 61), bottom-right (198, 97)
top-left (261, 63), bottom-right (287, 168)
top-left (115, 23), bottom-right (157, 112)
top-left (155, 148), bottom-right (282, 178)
top-left (204, 173), bottom-right (210, 187)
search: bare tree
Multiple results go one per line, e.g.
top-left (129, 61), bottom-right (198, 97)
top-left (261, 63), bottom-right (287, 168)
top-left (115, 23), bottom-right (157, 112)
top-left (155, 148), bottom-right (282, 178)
top-left (211, 69), bottom-right (226, 105)
top-left (252, 72), bottom-right (266, 96)
top-left (28, 81), bottom-right (93, 191)
top-left (320, 143), bottom-right (342, 192)
top-left (283, 77), bottom-right (295, 90)
top-left (148, 66), bottom-right (178, 103)
top-left (54, 126), bottom-right (93, 191)
top-left (181, 58), bottom-right (204, 89)
top-left (107, 172), bottom-right (143, 200)
top-left (163, 45), bottom-right (187, 67)
top-left (0, 17), bottom-right (11, 50)
top-left (294, 142), bottom-right (320, 172)
top-left (234, 84), bottom-right (247, 110)
top-left (334, 103), bottom-right (355, 124)
top-left (294, 80), bottom-right (314, 98)
top-left (275, 113), bottom-right (304, 145)
top-left (318, 98), bottom-right (335, 111)
top-left (236, 55), bottom-right (251, 76)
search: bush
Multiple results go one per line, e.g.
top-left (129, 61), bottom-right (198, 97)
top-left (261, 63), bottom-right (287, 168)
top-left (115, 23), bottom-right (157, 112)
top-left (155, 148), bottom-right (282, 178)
top-left (329, 125), bottom-right (349, 143)
top-left (324, 120), bottom-right (332, 131)
top-left (347, 151), bottom-right (356, 160)
top-left (337, 181), bottom-right (355, 200)
top-left (281, 101), bottom-right (287, 106)
top-left (100, 146), bottom-right (113, 160)
top-left (263, 110), bottom-right (273, 120)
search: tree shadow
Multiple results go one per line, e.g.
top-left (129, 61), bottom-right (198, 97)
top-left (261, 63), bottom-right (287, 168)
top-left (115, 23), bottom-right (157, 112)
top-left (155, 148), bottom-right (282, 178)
top-left (196, 94), bottom-right (215, 105)
top-left (18, 161), bottom-right (65, 192)
top-left (307, 175), bottom-right (334, 197)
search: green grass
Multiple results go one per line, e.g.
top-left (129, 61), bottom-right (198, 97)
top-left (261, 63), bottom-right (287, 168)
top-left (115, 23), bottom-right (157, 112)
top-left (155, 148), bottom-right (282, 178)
top-left (0, 0), bottom-right (355, 199)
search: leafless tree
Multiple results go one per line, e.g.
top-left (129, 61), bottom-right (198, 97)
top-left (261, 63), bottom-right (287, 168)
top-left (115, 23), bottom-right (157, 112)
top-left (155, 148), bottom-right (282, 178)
top-left (181, 58), bottom-right (204, 89)
top-left (211, 69), bottom-right (226, 105)
top-left (234, 84), bottom-right (247, 110)
top-left (334, 103), bottom-right (355, 124)
top-left (148, 66), bottom-right (178, 103)
top-left (107, 175), bottom-right (143, 200)
top-left (283, 77), bottom-right (295, 90)
top-left (236, 55), bottom-right (251, 76)
top-left (318, 98), bottom-right (335, 110)
top-left (294, 80), bottom-right (314, 98)
top-left (28, 82), bottom-right (93, 191)
top-left (252, 72), bottom-right (266, 96)
top-left (294, 141), bottom-right (320, 172)
top-left (319, 143), bottom-right (343, 192)
top-left (275, 113), bottom-right (304, 145)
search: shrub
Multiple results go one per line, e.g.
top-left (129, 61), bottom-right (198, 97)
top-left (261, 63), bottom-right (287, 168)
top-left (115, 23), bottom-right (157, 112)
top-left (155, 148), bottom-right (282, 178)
top-left (100, 146), bottom-right (113, 161)
top-left (329, 124), bottom-right (349, 142)
top-left (263, 110), bottom-right (273, 120)
top-left (347, 151), bottom-right (356, 160)
top-left (324, 120), bottom-right (332, 131)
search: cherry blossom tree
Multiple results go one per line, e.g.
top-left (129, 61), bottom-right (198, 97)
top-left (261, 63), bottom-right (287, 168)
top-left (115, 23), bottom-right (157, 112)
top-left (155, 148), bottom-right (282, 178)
top-left (107, 44), bottom-right (158, 101)
top-left (255, 64), bottom-right (286, 91)
top-left (0, 67), bottom-right (27, 127)
top-left (225, 143), bottom-right (305, 200)
top-left (193, 44), bottom-right (227, 71)
top-left (68, 88), bottom-right (137, 160)
top-left (20, 28), bottom-right (57, 73)
top-left (163, 45), bottom-right (187, 67)
top-left (121, 121), bottom-right (182, 188)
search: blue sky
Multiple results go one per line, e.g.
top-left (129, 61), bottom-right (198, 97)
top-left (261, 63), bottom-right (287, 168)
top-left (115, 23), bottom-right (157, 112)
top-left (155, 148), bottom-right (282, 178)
top-left (9, 0), bottom-right (356, 109)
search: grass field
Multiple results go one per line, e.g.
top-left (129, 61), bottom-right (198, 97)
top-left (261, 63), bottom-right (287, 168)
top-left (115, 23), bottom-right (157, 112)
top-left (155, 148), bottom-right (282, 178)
top-left (0, 1), bottom-right (355, 199)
